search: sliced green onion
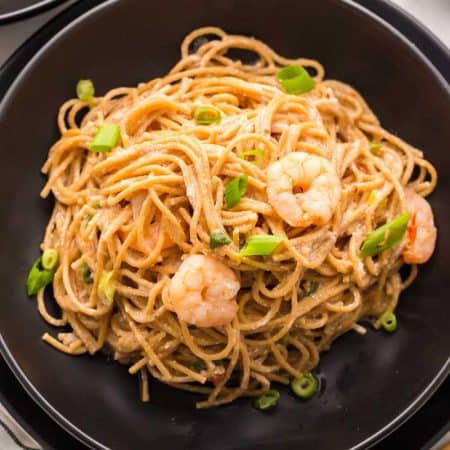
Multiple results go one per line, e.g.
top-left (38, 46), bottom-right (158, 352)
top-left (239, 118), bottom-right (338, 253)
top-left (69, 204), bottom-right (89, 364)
top-left (276, 66), bottom-right (315, 94)
top-left (76, 79), bottom-right (95, 101)
top-left (209, 231), bottom-right (232, 249)
top-left (370, 141), bottom-right (383, 149)
top-left (98, 270), bottom-right (116, 306)
top-left (193, 359), bottom-right (207, 372)
top-left (89, 124), bottom-right (120, 153)
top-left (240, 149), bottom-right (266, 165)
top-left (379, 311), bottom-right (398, 332)
top-left (378, 197), bottom-right (388, 211)
top-left (253, 389), bottom-right (280, 411)
top-left (370, 141), bottom-right (383, 156)
top-left (360, 213), bottom-right (411, 258)
top-left (26, 257), bottom-right (54, 296)
top-left (291, 373), bottom-right (318, 399)
top-left (42, 249), bottom-right (59, 271)
top-left (225, 174), bottom-right (248, 208)
top-left (301, 280), bottom-right (319, 298)
top-left (368, 192), bottom-right (387, 210)
top-left (80, 263), bottom-right (93, 284)
top-left (240, 234), bottom-right (283, 257)
top-left (368, 191), bottom-right (388, 211)
top-left (193, 106), bottom-right (221, 125)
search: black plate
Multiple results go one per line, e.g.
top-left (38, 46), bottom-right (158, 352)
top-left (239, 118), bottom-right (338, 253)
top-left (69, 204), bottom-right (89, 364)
top-left (0, 0), bottom-right (67, 24)
top-left (0, 1), bottom-right (449, 449)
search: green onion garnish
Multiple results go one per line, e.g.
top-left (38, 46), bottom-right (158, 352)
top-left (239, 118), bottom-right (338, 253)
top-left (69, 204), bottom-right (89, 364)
top-left (41, 249), bottom-right (59, 271)
top-left (193, 359), bottom-right (207, 372)
top-left (301, 280), bottom-right (319, 298)
top-left (225, 174), bottom-right (248, 208)
top-left (209, 231), bottom-right (232, 249)
top-left (193, 106), bottom-right (221, 125)
top-left (98, 270), bottom-right (116, 306)
top-left (26, 257), bottom-right (55, 296)
top-left (240, 149), bottom-right (266, 165)
top-left (291, 373), bottom-right (318, 399)
top-left (379, 311), bottom-right (398, 332)
top-left (252, 389), bottom-right (280, 411)
top-left (239, 234), bottom-right (283, 257)
top-left (80, 263), bottom-right (93, 284)
top-left (76, 79), bottom-right (95, 101)
top-left (89, 124), bottom-right (120, 153)
top-left (370, 141), bottom-right (383, 155)
top-left (360, 213), bottom-right (411, 258)
top-left (276, 66), bottom-right (315, 94)
top-left (378, 198), bottom-right (388, 211)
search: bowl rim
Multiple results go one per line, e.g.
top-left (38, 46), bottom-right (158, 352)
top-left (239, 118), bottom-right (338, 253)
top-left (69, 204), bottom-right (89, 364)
top-left (382, 0), bottom-right (449, 60)
top-left (0, 0), bottom-right (68, 25)
top-left (0, 1), bottom-right (449, 449)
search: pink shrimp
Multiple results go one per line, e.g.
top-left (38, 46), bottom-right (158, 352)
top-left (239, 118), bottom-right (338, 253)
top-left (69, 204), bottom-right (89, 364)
top-left (403, 188), bottom-right (437, 264)
top-left (166, 255), bottom-right (240, 327)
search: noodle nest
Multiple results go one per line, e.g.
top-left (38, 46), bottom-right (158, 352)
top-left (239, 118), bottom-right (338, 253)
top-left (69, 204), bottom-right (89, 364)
top-left (37, 27), bottom-right (437, 408)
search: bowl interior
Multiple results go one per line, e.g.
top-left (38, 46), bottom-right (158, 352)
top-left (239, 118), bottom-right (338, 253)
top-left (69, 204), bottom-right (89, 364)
top-left (0, 1), bottom-right (449, 449)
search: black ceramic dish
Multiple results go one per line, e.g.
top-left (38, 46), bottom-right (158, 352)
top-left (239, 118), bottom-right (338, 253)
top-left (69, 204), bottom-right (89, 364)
top-left (0, 0), bottom-right (67, 24)
top-left (0, 1), bottom-right (449, 449)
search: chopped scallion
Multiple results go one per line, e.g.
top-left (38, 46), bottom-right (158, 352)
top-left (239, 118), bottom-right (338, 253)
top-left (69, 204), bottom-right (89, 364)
top-left (360, 213), bottom-right (411, 258)
top-left (240, 234), bottom-right (283, 257)
top-left (368, 191), bottom-right (387, 210)
top-left (379, 311), bottom-right (398, 332)
top-left (89, 124), bottom-right (120, 153)
top-left (368, 191), bottom-right (377, 206)
top-left (42, 249), bottom-right (59, 271)
top-left (301, 280), bottom-right (319, 298)
top-left (76, 79), bottom-right (95, 101)
top-left (378, 197), bottom-right (388, 211)
top-left (276, 66), bottom-right (315, 94)
top-left (209, 231), bottom-right (232, 249)
top-left (225, 174), bottom-right (248, 208)
top-left (291, 373), bottom-right (318, 399)
top-left (98, 270), bottom-right (116, 306)
top-left (26, 257), bottom-right (54, 296)
top-left (369, 141), bottom-right (383, 155)
top-left (80, 263), bottom-right (93, 284)
top-left (193, 359), bottom-right (207, 372)
top-left (240, 149), bottom-right (266, 165)
top-left (193, 106), bottom-right (221, 125)
top-left (253, 389), bottom-right (280, 411)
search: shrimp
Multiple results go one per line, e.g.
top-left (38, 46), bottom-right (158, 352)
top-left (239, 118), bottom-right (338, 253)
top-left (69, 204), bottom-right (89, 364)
top-left (266, 152), bottom-right (341, 227)
top-left (403, 188), bottom-right (437, 264)
top-left (166, 255), bottom-right (240, 327)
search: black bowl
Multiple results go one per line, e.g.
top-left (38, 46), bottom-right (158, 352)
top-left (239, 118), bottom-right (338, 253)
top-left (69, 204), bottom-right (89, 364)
top-left (0, 1), bottom-right (449, 449)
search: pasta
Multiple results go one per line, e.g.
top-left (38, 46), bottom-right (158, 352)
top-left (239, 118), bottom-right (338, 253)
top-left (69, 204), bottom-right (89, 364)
top-left (34, 27), bottom-right (437, 408)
